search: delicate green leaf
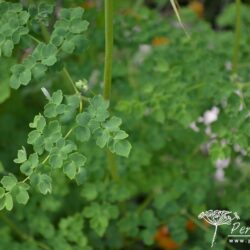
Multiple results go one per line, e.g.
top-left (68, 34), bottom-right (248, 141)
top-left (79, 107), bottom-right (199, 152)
top-left (19, 69), bottom-right (32, 86)
top-left (10, 65), bottom-right (31, 89)
top-left (20, 161), bottom-right (32, 176)
top-left (20, 153), bottom-right (39, 176)
top-left (75, 126), bottom-right (91, 142)
top-left (18, 11), bottom-right (30, 25)
top-left (63, 162), bottom-right (77, 180)
top-left (1, 175), bottom-right (17, 191)
top-left (88, 95), bottom-right (109, 122)
top-left (44, 103), bottom-right (57, 118)
top-left (41, 44), bottom-right (57, 61)
top-left (2, 40), bottom-right (14, 57)
top-left (70, 7), bottom-right (84, 19)
top-left (49, 154), bottom-right (63, 169)
top-left (51, 34), bottom-right (64, 46)
top-left (61, 40), bottom-right (75, 53)
top-left (60, 8), bottom-right (71, 20)
top-left (5, 193), bottom-right (13, 211)
top-left (76, 112), bottom-right (91, 126)
top-left (27, 130), bottom-right (41, 144)
top-left (104, 116), bottom-right (122, 131)
top-left (70, 20), bottom-right (89, 34)
top-left (16, 187), bottom-right (29, 205)
top-left (14, 147), bottom-right (27, 164)
top-left (114, 130), bottom-right (128, 140)
top-left (42, 55), bottom-right (57, 66)
top-left (96, 131), bottom-right (110, 148)
top-left (51, 90), bottom-right (63, 105)
top-left (69, 152), bottom-right (86, 168)
top-left (113, 140), bottom-right (132, 157)
top-left (32, 63), bottom-right (47, 79)
top-left (38, 174), bottom-right (52, 195)
top-left (29, 114), bottom-right (46, 132)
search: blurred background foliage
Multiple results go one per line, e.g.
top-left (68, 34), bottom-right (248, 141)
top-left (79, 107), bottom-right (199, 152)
top-left (1, 0), bottom-right (250, 249)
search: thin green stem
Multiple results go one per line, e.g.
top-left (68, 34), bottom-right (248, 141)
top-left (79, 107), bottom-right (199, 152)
top-left (64, 127), bottom-right (75, 139)
top-left (21, 176), bottom-right (30, 183)
top-left (103, 0), bottom-right (114, 100)
top-left (107, 150), bottom-right (119, 181)
top-left (42, 154), bottom-right (50, 165)
top-left (103, 0), bottom-right (119, 181)
top-left (170, 0), bottom-right (190, 38)
top-left (62, 67), bottom-right (83, 112)
top-left (28, 34), bottom-right (41, 44)
top-left (62, 67), bottom-right (79, 94)
top-left (232, 0), bottom-right (241, 73)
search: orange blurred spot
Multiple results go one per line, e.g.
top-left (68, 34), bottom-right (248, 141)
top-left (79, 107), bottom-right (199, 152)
top-left (122, 8), bottom-right (142, 20)
top-left (186, 219), bottom-right (196, 232)
top-left (155, 226), bottom-right (181, 250)
top-left (158, 237), bottom-right (180, 250)
top-left (152, 37), bottom-right (170, 46)
top-left (188, 1), bottom-right (204, 18)
top-left (155, 225), bottom-right (170, 240)
top-left (82, 1), bottom-right (95, 9)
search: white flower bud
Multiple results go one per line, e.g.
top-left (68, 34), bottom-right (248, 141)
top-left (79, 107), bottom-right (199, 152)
top-left (76, 79), bottom-right (88, 91)
top-left (41, 87), bottom-right (51, 100)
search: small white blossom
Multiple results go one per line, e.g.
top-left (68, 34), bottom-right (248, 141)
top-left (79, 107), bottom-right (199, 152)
top-left (189, 122), bottom-right (199, 132)
top-left (203, 106), bottom-right (220, 125)
top-left (225, 61), bottom-right (232, 71)
top-left (215, 158), bottom-right (230, 169)
top-left (134, 44), bottom-right (152, 65)
top-left (215, 168), bottom-right (225, 181)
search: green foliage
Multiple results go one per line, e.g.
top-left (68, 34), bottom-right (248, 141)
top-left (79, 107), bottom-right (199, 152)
top-left (58, 213), bottom-right (88, 248)
top-left (83, 202), bottom-right (119, 236)
top-left (0, 2), bottom-right (29, 57)
top-left (1, 175), bottom-right (17, 191)
top-left (0, 90), bottom-right (130, 212)
top-left (10, 6), bottom-right (89, 89)
top-left (217, 2), bottom-right (250, 29)
top-left (1, 0), bottom-right (250, 250)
